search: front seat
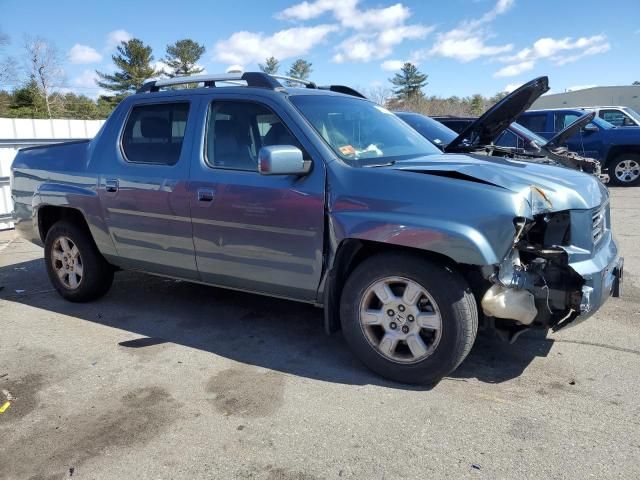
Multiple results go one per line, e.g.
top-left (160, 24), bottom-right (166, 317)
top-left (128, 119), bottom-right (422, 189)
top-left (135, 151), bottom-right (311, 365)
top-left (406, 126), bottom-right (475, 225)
top-left (211, 120), bottom-right (256, 170)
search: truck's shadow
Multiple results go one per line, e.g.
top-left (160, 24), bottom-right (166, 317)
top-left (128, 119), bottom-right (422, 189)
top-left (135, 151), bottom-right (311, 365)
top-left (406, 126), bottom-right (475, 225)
top-left (0, 258), bottom-right (554, 389)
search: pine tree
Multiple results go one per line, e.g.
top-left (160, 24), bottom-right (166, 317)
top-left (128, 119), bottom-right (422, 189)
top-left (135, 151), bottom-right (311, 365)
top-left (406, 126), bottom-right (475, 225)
top-left (163, 39), bottom-right (205, 77)
top-left (469, 94), bottom-right (485, 116)
top-left (390, 63), bottom-right (428, 100)
top-left (259, 56), bottom-right (280, 75)
top-left (286, 59), bottom-right (312, 86)
top-left (96, 38), bottom-right (156, 97)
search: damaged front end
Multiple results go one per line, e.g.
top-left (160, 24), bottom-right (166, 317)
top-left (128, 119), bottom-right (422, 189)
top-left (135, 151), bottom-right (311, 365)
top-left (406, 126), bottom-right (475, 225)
top-left (481, 186), bottom-right (623, 341)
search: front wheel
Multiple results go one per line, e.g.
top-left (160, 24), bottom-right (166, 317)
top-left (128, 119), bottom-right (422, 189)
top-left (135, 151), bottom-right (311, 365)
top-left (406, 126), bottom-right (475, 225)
top-left (609, 154), bottom-right (640, 186)
top-left (44, 220), bottom-right (114, 302)
top-left (340, 253), bottom-right (478, 385)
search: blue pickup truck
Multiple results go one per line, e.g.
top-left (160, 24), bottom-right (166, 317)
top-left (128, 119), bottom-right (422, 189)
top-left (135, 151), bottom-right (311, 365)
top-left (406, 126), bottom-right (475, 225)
top-left (518, 108), bottom-right (640, 186)
top-left (10, 72), bottom-right (623, 384)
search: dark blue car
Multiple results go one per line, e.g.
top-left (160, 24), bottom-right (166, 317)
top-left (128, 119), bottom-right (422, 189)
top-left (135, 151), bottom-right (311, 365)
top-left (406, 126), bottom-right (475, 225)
top-left (518, 108), bottom-right (640, 186)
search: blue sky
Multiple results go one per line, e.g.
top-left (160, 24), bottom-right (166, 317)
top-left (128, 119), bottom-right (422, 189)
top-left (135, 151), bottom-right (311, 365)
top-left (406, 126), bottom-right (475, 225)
top-left (2, 0), bottom-right (639, 98)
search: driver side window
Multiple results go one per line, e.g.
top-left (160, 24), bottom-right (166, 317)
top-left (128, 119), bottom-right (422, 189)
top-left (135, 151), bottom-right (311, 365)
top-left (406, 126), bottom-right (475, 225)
top-left (205, 101), bottom-right (305, 171)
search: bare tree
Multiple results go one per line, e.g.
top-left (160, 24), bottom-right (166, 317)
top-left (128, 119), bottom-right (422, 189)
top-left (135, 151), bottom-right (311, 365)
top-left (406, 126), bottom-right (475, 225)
top-left (24, 36), bottom-right (64, 118)
top-left (0, 30), bottom-right (17, 85)
top-left (365, 85), bottom-right (393, 106)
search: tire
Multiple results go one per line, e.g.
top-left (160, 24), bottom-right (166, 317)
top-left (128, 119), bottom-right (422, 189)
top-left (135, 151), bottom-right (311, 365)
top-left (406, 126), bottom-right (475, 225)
top-left (340, 253), bottom-right (477, 385)
top-left (44, 220), bottom-right (114, 302)
top-left (608, 154), bottom-right (640, 187)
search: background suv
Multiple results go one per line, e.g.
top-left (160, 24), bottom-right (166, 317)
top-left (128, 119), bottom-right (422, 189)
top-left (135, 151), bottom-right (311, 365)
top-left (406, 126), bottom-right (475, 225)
top-left (518, 108), bottom-right (640, 186)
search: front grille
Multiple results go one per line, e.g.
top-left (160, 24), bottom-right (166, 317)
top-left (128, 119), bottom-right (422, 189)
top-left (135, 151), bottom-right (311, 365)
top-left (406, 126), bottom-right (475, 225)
top-left (592, 205), bottom-right (607, 246)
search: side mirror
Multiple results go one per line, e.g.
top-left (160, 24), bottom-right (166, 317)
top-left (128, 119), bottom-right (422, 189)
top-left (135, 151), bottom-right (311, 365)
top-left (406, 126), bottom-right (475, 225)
top-left (258, 145), bottom-right (311, 175)
top-left (583, 123), bottom-right (598, 133)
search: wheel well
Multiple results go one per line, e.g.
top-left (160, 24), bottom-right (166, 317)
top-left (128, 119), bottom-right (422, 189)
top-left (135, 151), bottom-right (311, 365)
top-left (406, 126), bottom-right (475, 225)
top-left (605, 146), bottom-right (640, 167)
top-left (37, 206), bottom-right (90, 243)
top-left (323, 238), bottom-right (480, 334)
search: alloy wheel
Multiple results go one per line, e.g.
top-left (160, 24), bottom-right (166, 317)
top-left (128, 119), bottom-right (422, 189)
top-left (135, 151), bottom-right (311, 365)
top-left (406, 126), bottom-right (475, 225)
top-left (359, 276), bottom-right (442, 364)
top-left (51, 236), bottom-right (83, 289)
top-left (614, 159), bottom-right (640, 183)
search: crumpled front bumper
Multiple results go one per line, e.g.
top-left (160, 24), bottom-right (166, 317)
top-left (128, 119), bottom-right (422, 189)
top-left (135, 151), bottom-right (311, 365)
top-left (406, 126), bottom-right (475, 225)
top-left (554, 233), bottom-right (623, 331)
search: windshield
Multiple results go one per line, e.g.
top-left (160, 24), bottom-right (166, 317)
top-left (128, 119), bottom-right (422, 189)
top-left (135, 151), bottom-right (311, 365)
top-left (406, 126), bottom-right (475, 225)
top-left (290, 95), bottom-right (441, 165)
top-left (395, 113), bottom-right (458, 148)
top-left (509, 122), bottom-right (548, 147)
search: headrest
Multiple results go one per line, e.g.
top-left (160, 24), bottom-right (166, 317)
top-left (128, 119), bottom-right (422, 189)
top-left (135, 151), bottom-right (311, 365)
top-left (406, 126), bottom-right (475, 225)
top-left (140, 116), bottom-right (171, 139)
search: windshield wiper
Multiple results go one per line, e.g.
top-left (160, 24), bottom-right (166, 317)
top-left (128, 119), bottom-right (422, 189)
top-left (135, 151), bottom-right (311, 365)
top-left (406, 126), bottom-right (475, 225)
top-left (363, 160), bottom-right (396, 168)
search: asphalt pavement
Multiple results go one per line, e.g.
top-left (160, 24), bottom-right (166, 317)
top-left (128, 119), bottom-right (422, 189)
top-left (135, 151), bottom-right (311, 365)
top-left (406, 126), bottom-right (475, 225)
top-left (0, 187), bottom-right (639, 479)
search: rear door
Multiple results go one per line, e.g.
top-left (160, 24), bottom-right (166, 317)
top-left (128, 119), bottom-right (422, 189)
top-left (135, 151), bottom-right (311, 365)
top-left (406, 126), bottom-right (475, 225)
top-left (188, 94), bottom-right (326, 301)
top-left (97, 97), bottom-right (198, 279)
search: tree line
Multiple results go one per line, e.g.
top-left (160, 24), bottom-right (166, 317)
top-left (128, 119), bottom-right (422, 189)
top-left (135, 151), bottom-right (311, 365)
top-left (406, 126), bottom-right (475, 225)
top-left (0, 31), bottom-right (511, 120)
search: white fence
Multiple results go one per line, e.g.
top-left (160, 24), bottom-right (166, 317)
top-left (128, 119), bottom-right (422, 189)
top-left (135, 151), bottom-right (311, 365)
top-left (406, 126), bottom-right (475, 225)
top-left (0, 118), bottom-right (106, 230)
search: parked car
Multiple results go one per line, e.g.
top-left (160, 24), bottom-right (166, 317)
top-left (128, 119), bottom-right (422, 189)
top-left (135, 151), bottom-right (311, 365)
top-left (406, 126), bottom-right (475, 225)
top-left (581, 106), bottom-right (640, 128)
top-left (400, 110), bottom-right (602, 177)
top-left (11, 72), bottom-right (623, 384)
top-left (519, 108), bottom-right (640, 186)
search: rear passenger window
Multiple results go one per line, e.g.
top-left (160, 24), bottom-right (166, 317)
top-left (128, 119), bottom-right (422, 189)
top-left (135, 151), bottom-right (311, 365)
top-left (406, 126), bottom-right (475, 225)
top-left (205, 102), bottom-right (304, 171)
top-left (518, 114), bottom-right (546, 133)
top-left (122, 102), bottom-right (190, 165)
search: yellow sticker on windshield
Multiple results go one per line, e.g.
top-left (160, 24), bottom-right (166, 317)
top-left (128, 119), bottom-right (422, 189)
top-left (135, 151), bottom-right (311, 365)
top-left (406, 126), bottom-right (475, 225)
top-left (339, 145), bottom-right (356, 155)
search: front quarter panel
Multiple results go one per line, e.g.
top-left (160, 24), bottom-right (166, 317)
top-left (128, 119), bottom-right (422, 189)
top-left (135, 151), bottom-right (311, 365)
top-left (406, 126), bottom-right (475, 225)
top-left (327, 162), bottom-right (521, 266)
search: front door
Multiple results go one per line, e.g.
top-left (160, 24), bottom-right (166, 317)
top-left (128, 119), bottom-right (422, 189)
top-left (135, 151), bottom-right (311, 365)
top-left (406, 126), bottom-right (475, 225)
top-left (97, 99), bottom-right (198, 279)
top-left (188, 97), bottom-right (326, 301)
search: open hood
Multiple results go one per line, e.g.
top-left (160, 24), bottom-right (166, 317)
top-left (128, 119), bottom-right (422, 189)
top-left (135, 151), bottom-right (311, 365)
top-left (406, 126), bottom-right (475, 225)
top-left (445, 76), bottom-right (550, 152)
top-left (544, 111), bottom-right (595, 148)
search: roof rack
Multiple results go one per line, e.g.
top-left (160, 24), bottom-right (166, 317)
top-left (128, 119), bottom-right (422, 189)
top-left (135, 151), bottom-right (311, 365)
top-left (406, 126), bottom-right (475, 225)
top-left (136, 71), bottom-right (366, 99)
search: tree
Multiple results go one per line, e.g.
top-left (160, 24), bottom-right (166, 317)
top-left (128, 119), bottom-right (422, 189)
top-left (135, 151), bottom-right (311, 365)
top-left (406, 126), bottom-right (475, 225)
top-left (390, 63), bottom-right (428, 100)
top-left (286, 59), bottom-right (312, 85)
top-left (96, 38), bottom-right (156, 98)
top-left (163, 39), bottom-right (205, 77)
top-left (0, 30), bottom-right (17, 85)
top-left (259, 56), bottom-right (280, 75)
top-left (633, 81), bottom-right (640, 86)
top-left (469, 94), bottom-right (485, 116)
top-left (24, 37), bottom-right (64, 118)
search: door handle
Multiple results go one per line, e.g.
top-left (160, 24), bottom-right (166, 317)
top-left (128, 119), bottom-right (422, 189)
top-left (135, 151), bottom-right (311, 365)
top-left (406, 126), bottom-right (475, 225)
top-left (105, 179), bottom-right (119, 193)
top-left (197, 188), bottom-right (215, 202)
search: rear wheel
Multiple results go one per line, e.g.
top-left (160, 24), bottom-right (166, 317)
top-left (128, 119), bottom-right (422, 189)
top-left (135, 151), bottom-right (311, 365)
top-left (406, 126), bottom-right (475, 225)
top-left (44, 220), bottom-right (114, 302)
top-left (340, 253), bottom-right (477, 384)
top-left (609, 154), bottom-right (640, 186)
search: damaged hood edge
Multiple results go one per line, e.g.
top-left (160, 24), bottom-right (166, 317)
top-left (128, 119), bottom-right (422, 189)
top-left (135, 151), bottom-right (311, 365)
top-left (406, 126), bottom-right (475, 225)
top-left (394, 154), bottom-right (608, 213)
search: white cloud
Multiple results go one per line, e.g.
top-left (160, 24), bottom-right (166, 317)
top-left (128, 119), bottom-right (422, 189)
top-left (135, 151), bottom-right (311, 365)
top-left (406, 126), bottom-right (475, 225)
top-left (333, 24), bottom-right (432, 63)
top-left (225, 65), bottom-right (244, 73)
top-left (72, 69), bottom-right (98, 88)
top-left (494, 60), bottom-right (534, 77)
top-left (68, 44), bottom-right (102, 64)
top-left (495, 34), bottom-right (610, 76)
top-left (503, 82), bottom-right (520, 93)
top-left (278, 0), bottom-right (431, 63)
top-left (70, 70), bottom-right (107, 98)
top-left (278, 0), bottom-right (410, 30)
top-left (429, 29), bottom-right (512, 62)
top-left (106, 29), bottom-right (132, 50)
top-left (381, 59), bottom-right (405, 71)
top-left (214, 24), bottom-right (337, 65)
top-left (428, 0), bottom-right (514, 62)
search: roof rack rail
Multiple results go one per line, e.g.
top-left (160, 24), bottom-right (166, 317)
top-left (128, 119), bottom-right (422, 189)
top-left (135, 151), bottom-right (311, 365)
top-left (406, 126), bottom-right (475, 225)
top-left (137, 72), bottom-right (283, 93)
top-left (136, 71), bottom-right (367, 99)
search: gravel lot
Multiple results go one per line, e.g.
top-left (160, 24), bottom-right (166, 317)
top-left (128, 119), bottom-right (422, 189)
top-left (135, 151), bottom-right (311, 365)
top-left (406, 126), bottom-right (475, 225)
top-left (1, 187), bottom-right (639, 480)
